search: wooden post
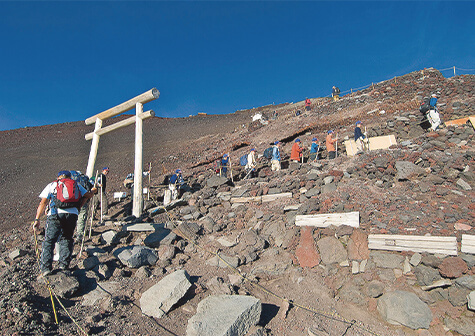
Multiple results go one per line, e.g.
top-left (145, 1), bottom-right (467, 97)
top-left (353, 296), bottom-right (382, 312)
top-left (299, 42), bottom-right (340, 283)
top-left (133, 102), bottom-right (144, 218)
top-left (86, 119), bottom-right (103, 178)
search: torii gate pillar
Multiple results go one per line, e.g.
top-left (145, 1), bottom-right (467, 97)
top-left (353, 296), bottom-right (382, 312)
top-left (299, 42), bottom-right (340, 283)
top-left (133, 102), bottom-right (144, 217)
top-left (84, 88), bottom-right (159, 218)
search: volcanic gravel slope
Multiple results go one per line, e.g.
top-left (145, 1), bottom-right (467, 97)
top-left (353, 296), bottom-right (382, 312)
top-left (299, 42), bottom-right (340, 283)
top-left (0, 68), bottom-right (474, 336)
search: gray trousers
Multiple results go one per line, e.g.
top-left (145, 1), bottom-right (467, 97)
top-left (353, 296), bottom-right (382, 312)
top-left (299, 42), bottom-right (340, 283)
top-left (40, 213), bottom-right (78, 272)
top-left (75, 202), bottom-right (89, 239)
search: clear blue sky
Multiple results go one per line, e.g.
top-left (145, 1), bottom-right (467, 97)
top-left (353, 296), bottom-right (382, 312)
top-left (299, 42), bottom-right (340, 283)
top-left (0, 1), bottom-right (473, 131)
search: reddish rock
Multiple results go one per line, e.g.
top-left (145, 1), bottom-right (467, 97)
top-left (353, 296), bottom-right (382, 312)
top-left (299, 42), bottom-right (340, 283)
top-left (454, 222), bottom-right (472, 231)
top-left (295, 226), bottom-right (320, 268)
top-left (328, 169), bottom-right (344, 177)
top-left (438, 257), bottom-right (468, 278)
top-left (347, 229), bottom-right (369, 261)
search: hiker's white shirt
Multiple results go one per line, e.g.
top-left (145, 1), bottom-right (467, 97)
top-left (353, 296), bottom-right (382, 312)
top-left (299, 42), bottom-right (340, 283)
top-left (428, 109), bottom-right (441, 131)
top-left (39, 181), bottom-right (87, 216)
top-left (246, 152), bottom-right (256, 170)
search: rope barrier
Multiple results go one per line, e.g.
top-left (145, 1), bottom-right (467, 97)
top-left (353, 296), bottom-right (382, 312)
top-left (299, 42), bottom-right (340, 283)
top-left (164, 210), bottom-right (383, 336)
top-left (33, 226), bottom-right (89, 336)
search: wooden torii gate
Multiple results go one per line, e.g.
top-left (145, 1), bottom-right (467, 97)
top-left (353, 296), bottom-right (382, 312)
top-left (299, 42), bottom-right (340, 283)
top-left (85, 88), bottom-right (160, 217)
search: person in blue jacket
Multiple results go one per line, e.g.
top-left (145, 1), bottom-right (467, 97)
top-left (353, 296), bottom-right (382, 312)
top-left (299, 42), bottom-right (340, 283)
top-left (428, 93), bottom-right (441, 131)
top-left (169, 169), bottom-right (184, 200)
top-left (271, 141), bottom-right (281, 171)
top-left (354, 121), bottom-right (367, 154)
top-left (221, 154), bottom-right (230, 177)
top-left (309, 137), bottom-right (319, 161)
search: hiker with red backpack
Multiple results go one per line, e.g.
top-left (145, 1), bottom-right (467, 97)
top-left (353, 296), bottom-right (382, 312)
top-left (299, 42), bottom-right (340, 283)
top-left (32, 170), bottom-right (96, 277)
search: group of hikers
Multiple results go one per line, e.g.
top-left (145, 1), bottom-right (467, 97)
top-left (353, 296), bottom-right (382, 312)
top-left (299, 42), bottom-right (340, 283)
top-left (211, 119), bottom-right (370, 182)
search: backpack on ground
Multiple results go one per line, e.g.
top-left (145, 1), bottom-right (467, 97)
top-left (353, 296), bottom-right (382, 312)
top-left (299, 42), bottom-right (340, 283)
top-left (419, 97), bottom-right (431, 114)
top-left (240, 154), bottom-right (248, 166)
top-left (263, 147), bottom-right (273, 159)
top-left (55, 178), bottom-right (81, 208)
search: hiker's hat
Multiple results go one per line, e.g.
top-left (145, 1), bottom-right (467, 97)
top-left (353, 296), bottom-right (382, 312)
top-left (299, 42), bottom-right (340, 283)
top-left (223, 154), bottom-right (228, 158)
top-left (327, 130), bottom-right (334, 134)
top-left (58, 170), bottom-right (71, 178)
top-left (103, 167), bottom-right (109, 171)
top-left (274, 141), bottom-right (280, 145)
top-left (312, 137), bottom-right (317, 141)
top-left (295, 138), bottom-right (301, 143)
top-left (431, 93), bottom-right (437, 97)
top-left (356, 121), bottom-right (362, 125)
top-left (251, 148), bottom-right (256, 151)
top-left (176, 169), bottom-right (182, 173)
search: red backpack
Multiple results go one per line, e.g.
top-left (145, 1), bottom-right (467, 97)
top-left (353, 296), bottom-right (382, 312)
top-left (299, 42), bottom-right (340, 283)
top-left (55, 178), bottom-right (81, 208)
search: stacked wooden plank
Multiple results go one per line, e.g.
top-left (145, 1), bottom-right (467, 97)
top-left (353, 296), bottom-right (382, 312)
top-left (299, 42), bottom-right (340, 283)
top-left (368, 234), bottom-right (458, 256)
top-left (461, 234), bottom-right (475, 254)
top-left (295, 212), bottom-right (359, 228)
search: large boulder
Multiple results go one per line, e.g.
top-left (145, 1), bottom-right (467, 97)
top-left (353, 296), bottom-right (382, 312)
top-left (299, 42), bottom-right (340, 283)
top-left (395, 161), bottom-right (425, 181)
top-left (317, 236), bottom-right (347, 265)
top-left (140, 270), bottom-right (192, 318)
top-left (113, 246), bottom-right (158, 268)
top-left (206, 175), bottom-right (229, 188)
top-left (186, 295), bottom-right (261, 336)
top-left (377, 291), bottom-right (432, 329)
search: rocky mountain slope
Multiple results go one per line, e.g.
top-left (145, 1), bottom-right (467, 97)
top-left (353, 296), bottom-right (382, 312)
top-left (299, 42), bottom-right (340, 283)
top-left (0, 68), bottom-right (474, 336)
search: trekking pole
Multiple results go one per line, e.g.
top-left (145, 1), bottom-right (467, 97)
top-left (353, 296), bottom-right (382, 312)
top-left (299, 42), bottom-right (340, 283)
top-left (230, 157), bottom-right (234, 183)
top-left (335, 133), bottom-right (338, 158)
top-left (88, 170), bottom-right (99, 239)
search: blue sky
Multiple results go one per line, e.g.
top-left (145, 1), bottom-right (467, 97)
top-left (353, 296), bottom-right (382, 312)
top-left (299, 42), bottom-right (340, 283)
top-left (0, 1), bottom-right (473, 131)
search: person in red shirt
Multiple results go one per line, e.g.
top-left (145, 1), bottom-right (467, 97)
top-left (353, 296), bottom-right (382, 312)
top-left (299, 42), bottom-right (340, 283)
top-left (290, 139), bottom-right (303, 162)
top-left (305, 98), bottom-right (311, 111)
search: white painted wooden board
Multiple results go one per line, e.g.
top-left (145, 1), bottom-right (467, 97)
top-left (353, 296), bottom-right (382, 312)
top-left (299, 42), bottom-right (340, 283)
top-left (344, 139), bottom-right (358, 156)
top-left (230, 192), bottom-right (292, 204)
top-left (344, 134), bottom-right (397, 156)
top-left (295, 212), bottom-right (359, 228)
top-left (369, 234), bottom-right (458, 256)
top-left (461, 234), bottom-right (475, 254)
top-left (368, 134), bottom-right (397, 151)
